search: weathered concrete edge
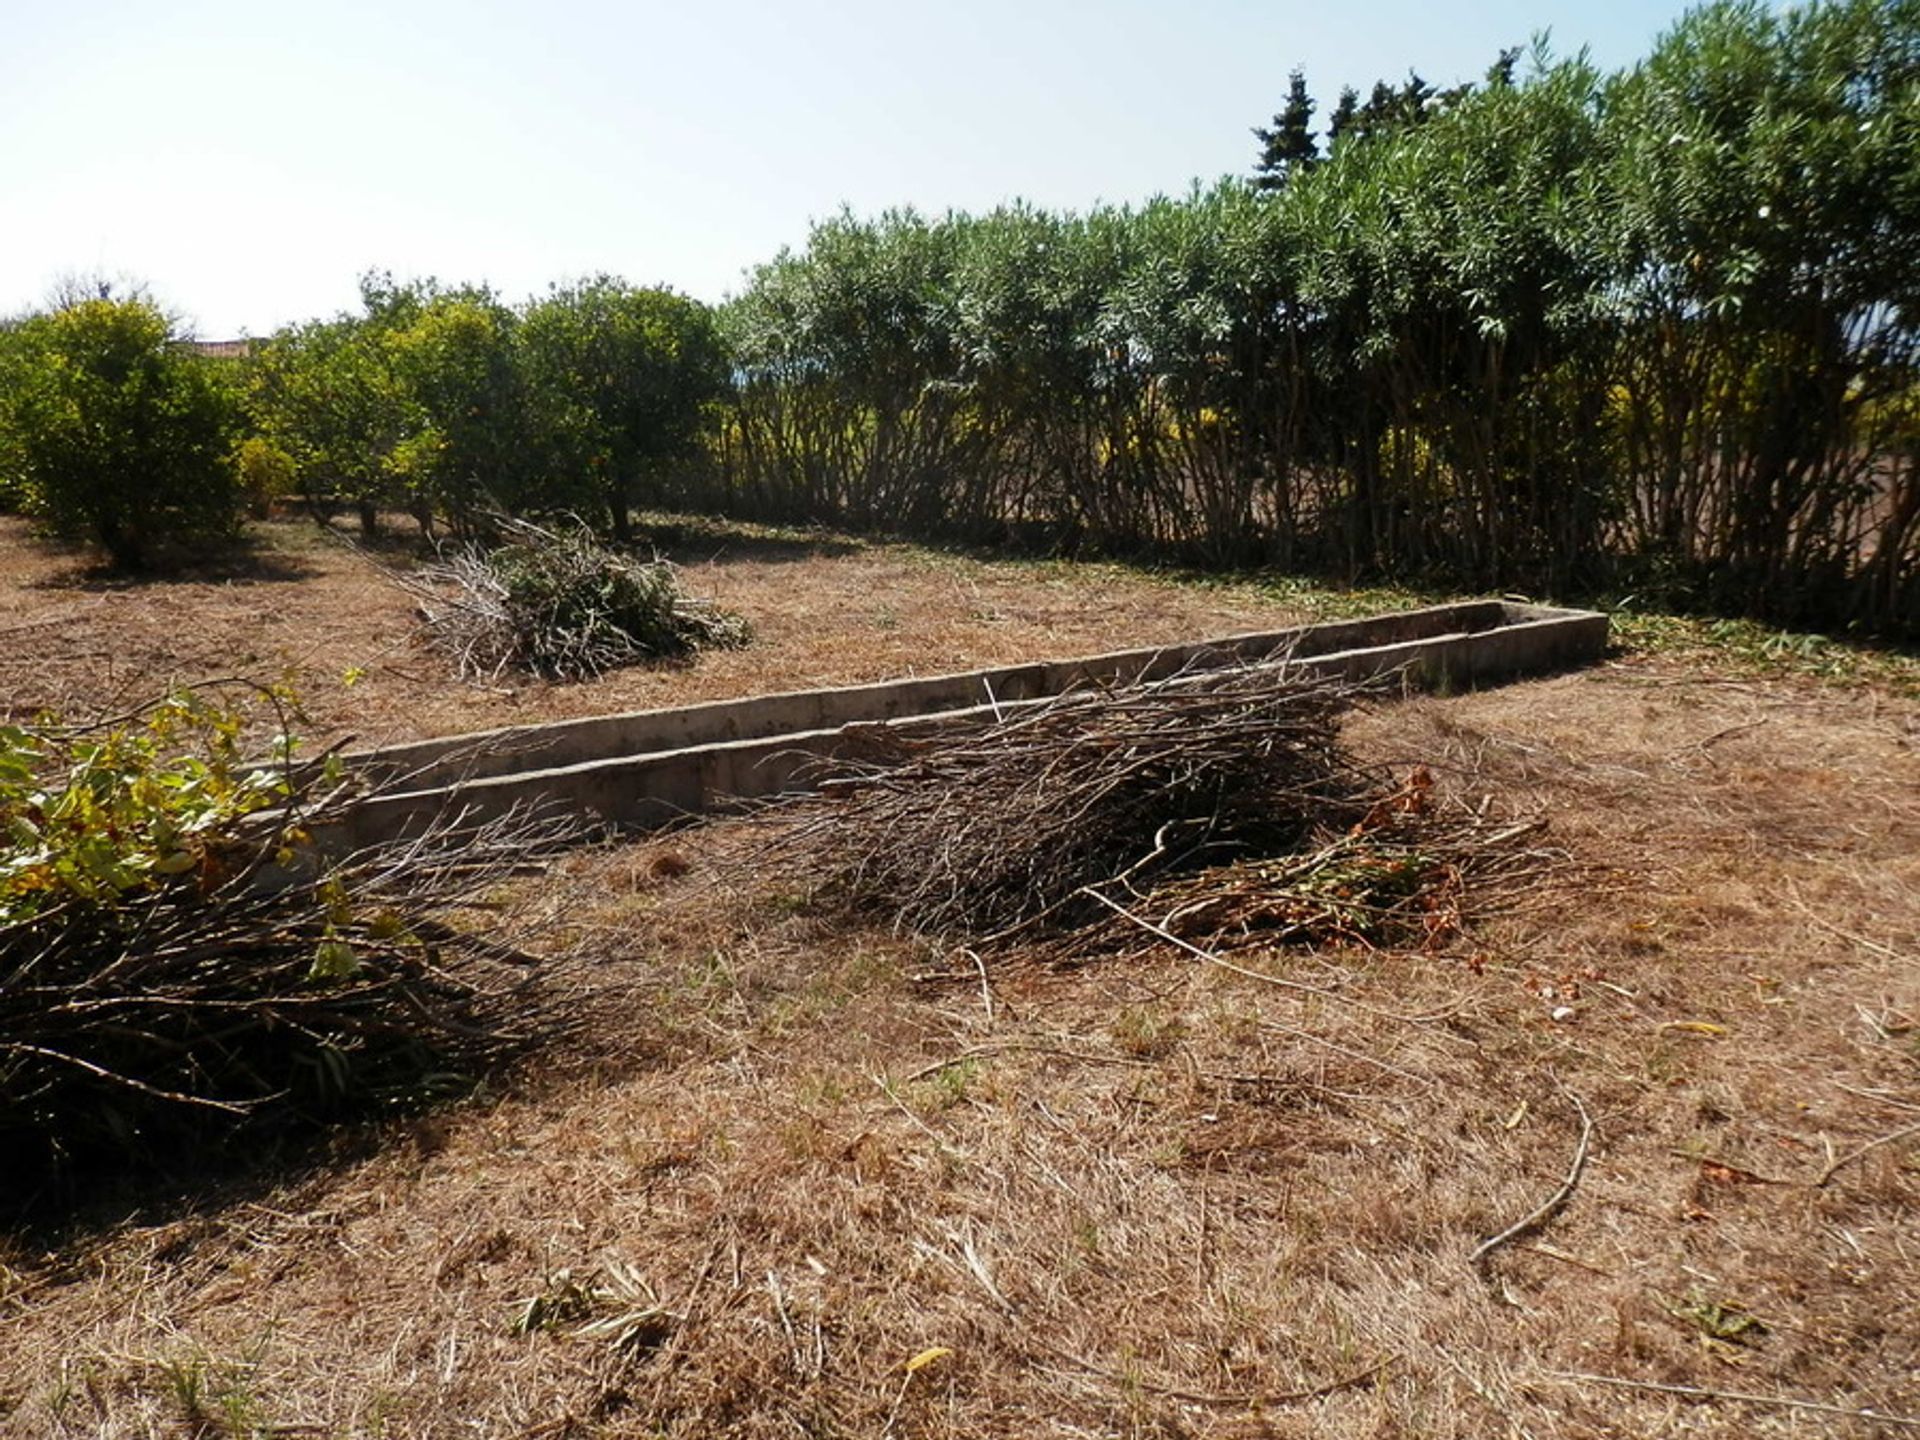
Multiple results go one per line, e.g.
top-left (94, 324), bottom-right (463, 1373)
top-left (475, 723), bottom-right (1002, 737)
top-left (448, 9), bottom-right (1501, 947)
top-left (352, 598), bottom-right (1525, 789)
top-left (322, 604), bottom-right (1608, 852)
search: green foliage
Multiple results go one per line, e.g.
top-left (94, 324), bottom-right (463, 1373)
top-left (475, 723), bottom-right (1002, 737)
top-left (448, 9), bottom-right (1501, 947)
top-left (234, 436), bottom-right (296, 517)
top-left (252, 273), bottom-right (730, 543)
top-left (1253, 69), bottom-right (1320, 188)
top-left (0, 692), bottom-right (291, 925)
top-left (1610, 608), bottom-right (1920, 696)
top-left (248, 308), bottom-right (419, 527)
top-left (414, 519), bottom-right (750, 680)
top-left (519, 278), bottom-right (730, 540)
top-left (705, 0), bottom-right (1919, 636)
top-left (383, 283), bottom-right (534, 534)
top-left (0, 297), bottom-right (244, 567)
top-left (0, 320), bottom-right (27, 513)
top-left (1599, 0), bottom-right (1920, 618)
top-left (494, 536), bottom-right (701, 666)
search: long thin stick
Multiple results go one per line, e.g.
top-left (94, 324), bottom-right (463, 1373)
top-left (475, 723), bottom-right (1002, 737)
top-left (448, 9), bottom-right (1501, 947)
top-left (1544, 1370), bottom-right (1920, 1429)
top-left (1469, 1089), bottom-right (1592, 1271)
top-left (1037, 1340), bottom-right (1392, 1409)
top-left (897, 1040), bottom-right (1351, 1095)
top-left (1815, 1120), bottom-right (1920, 1188)
top-left (1080, 886), bottom-right (1456, 1034)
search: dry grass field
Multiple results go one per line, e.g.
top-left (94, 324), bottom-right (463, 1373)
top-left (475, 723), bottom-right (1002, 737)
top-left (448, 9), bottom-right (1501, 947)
top-left (0, 517), bottom-right (1915, 1438)
top-left (0, 516), bottom-right (1354, 747)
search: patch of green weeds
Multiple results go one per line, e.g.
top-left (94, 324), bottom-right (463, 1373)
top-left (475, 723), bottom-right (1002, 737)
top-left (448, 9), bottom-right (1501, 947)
top-left (142, 1339), bottom-right (274, 1437)
top-left (1664, 1291), bottom-right (1768, 1346)
top-left (913, 1057), bottom-right (981, 1111)
top-left (1239, 573), bottom-right (1444, 620)
top-left (1611, 610), bottom-right (1920, 696)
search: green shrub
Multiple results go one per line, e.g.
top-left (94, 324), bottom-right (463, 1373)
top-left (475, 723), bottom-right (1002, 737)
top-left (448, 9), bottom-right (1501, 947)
top-left (234, 436), bottom-right (297, 518)
top-left (0, 298), bottom-right (244, 567)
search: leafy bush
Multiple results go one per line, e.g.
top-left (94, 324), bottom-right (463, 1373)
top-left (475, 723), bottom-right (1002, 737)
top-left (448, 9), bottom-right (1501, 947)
top-left (409, 518), bottom-right (750, 680)
top-left (520, 278), bottom-right (734, 540)
top-left (0, 689), bottom-right (578, 1208)
top-left (0, 297), bottom-right (244, 568)
top-left (0, 692), bottom-right (288, 921)
top-left (234, 436), bottom-right (297, 518)
top-left (247, 300), bottom-right (422, 533)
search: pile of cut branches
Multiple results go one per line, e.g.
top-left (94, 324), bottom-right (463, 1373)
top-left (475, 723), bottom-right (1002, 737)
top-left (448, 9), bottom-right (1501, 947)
top-left (1076, 765), bottom-right (1549, 957)
top-left (0, 689), bottom-right (584, 1210)
top-left (758, 662), bottom-right (1548, 952)
top-left (760, 662), bottom-right (1381, 940)
top-left (403, 516), bottom-right (749, 681)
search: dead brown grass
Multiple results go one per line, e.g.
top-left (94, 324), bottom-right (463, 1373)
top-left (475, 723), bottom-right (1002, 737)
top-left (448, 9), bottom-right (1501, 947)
top-left (1, 520), bottom-right (1916, 1437)
top-left (0, 516), bottom-right (1314, 747)
top-left (1, 658), bottom-right (1913, 1438)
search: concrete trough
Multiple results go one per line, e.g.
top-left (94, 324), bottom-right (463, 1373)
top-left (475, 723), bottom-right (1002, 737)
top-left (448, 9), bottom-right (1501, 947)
top-left (326, 599), bottom-right (1607, 850)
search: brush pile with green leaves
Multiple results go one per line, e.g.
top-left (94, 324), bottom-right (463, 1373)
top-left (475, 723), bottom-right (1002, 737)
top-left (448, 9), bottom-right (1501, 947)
top-left (408, 517), bottom-right (750, 681)
top-left (0, 689), bottom-right (578, 1209)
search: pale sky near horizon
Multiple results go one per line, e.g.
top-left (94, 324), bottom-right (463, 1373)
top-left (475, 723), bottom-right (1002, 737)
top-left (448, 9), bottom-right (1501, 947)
top-left (3, 0), bottom-right (1700, 338)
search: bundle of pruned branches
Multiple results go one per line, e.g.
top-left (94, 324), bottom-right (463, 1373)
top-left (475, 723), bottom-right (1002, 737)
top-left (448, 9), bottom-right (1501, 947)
top-left (0, 694), bottom-right (588, 1211)
top-left (760, 663), bottom-right (1555, 954)
top-left (1071, 766), bottom-right (1552, 958)
top-left (760, 661), bottom-right (1385, 941)
top-left (404, 516), bottom-right (749, 681)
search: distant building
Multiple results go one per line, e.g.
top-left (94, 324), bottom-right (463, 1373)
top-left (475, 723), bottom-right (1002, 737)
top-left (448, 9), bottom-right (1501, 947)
top-left (188, 339), bottom-right (252, 359)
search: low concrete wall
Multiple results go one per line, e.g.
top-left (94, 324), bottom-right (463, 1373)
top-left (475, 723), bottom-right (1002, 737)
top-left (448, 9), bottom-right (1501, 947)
top-left (321, 601), bottom-right (1607, 852)
top-left (353, 600), bottom-right (1531, 790)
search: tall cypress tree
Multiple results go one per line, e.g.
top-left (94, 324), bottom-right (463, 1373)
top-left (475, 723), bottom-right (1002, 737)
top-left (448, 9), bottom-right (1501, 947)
top-left (1253, 69), bottom-right (1320, 189)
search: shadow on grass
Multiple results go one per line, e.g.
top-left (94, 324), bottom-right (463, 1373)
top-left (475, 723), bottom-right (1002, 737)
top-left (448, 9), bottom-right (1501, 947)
top-left (1, 1113), bottom-right (412, 1253)
top-left (634, 511), bottom-right (865, 567)
top-left (26, 530), bottom-right (324, 592)
top-left (2, 999), bottom-right (684, 1255)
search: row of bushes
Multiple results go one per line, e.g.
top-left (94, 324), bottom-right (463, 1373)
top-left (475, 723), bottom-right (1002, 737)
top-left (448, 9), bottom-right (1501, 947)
top-left (1, 0), bottom-right (1914, 633)
top-left (248, 274), bottom-right (726, 544)
top-left (709, 0), bottom-right (1918, 632)
top-left (0, 275), bottom-right (727, 567)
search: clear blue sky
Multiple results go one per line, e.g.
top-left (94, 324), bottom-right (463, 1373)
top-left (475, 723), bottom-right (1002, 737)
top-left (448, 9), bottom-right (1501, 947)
top-left (1, 0), bottom-right (1700, 338)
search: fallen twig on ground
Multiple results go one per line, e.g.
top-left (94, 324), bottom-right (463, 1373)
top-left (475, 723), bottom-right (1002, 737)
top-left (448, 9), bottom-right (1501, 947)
top-left (1469, 1088), bottom-right (1594, 1274)
top-left (897, 1039), bottom-right (1355, 1096)
top-left (1815, 1119), bottom-right (1920, 1188)
top-left (1034, 1345), bottom-right (1394, 1410)
top-left (1543, 1371), bottom-right (1920, 1429)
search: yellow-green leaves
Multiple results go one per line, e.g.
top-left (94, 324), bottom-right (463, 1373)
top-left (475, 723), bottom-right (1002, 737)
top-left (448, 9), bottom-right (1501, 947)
top-left (0, 690), bottom-right (297, 925)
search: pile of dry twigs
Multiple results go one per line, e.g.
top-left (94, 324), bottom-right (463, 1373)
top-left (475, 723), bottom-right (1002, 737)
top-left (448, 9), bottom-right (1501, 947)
top-left (1075, 765), bottom-right (1550, 957)
top-left (760, 661), bottom-right (1548, 952)
top-left (400, 516), bottom-right (749, 681)
top-left (761, 661), bottom-right (1383, 940)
